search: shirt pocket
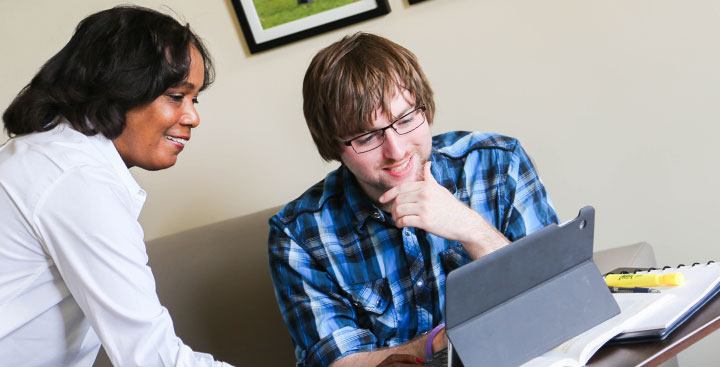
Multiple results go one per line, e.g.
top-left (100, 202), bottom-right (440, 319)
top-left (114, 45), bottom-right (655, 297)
top-left (343, 277), bottom-right (398, 342)
top-left (439, 244), bottom-right (473, 274)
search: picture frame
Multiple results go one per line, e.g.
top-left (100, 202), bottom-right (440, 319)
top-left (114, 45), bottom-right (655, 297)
top-left (408, 0), bottom-right (427, 4)
top-left (230, 0), bottom-right (391, 54)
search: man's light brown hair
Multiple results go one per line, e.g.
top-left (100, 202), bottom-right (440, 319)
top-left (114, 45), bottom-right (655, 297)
top-left (303, 32), bottom-right (435, 162)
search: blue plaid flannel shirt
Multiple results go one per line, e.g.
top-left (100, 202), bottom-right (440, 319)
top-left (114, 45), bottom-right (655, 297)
top-left (268, 131), bottom-right (558, 366)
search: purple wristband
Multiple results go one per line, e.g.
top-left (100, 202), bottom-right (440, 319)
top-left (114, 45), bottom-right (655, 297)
top-left (425, 323), bottom-right (445, 357)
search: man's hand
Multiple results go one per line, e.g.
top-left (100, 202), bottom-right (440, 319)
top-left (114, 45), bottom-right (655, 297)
top-left (330, 328), bottom-right (436, 367)
top-left (376, 354), bottom-right (426, 367)
top-left (379, 161), bottom-right (470, 239)
top-left (374, 327), bottom-right (447, 366)
top-left (378, 162), bottom-right (509, 259)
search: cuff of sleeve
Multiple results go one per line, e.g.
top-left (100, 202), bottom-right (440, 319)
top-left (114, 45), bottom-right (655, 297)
top-left (303, 327), bottom-right (378, 367)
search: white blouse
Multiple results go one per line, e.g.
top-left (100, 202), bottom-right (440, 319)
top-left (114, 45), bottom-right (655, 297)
top-left (0, 122), bottom-right (230, 367)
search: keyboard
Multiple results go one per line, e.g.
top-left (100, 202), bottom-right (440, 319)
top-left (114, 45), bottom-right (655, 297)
top-left (424, 348), bottom-right (448, 367)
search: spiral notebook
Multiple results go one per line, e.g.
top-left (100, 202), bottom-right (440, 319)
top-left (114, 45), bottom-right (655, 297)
top-left (607, 261), bottom-right (720, 343)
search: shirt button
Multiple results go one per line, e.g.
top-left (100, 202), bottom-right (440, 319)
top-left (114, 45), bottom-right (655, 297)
top-left (372, 211), bottom-right (382, 219)
top-left (376, 299), bottom-right (382, 307)
top-left (416, 279), bottom-right (424, 287)
top-left (403, 228), bottom-right (411, 236)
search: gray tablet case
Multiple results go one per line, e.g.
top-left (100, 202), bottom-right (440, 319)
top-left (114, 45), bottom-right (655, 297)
top-left (445, 206), bottom-right (619, 367)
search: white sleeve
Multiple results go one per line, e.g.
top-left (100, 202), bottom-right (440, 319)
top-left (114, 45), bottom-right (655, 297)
top-left (33, 166), bottom-right (231, 367)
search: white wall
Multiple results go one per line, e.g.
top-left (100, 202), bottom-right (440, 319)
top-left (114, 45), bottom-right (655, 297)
top-left (2, 0), bottom-right (719, 364)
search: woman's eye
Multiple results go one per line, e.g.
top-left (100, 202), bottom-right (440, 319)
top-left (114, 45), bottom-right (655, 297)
top-left (166, 94), bottom-right (199, 105)
top-left (166, 94), bottom-right (184, 102)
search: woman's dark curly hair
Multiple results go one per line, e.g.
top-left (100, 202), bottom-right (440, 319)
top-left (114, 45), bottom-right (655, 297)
top-left (2, 5), bottom-right (215, 138)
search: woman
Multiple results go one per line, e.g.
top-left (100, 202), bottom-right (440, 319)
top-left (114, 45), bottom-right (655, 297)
top-left (0, 6), bottom-right (231, 367)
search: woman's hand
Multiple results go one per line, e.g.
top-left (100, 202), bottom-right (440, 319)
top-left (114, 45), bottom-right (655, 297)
top-left (376, 354), bottom-right (426, 367)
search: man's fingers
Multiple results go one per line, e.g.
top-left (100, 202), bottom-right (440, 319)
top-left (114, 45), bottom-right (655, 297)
top-left (395, 215), bottom-right (421, 229)
top-left (379, 187), bottom-right (398, 204)
top-left (392, 202), bottom-right (422, 219)
top-left (390, 190), bottom-right (427, 208)
top-left (380, 182), bottom-right (425, 203)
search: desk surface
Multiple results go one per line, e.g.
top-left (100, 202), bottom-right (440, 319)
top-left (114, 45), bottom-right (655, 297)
top-left (587, 291), bottom-right (720, 367)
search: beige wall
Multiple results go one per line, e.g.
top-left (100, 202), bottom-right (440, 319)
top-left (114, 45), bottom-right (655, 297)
top-left (2, 0), bottom-right (719, 364)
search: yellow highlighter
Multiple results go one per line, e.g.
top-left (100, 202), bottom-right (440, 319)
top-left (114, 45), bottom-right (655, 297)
top-left (605, 272), bottom-right (684, 287)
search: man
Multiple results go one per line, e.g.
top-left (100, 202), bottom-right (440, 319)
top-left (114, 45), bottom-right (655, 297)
top-left (268, 33), bottom-right (558, 367)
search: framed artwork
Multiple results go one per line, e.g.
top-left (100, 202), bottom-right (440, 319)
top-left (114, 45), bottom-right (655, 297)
top-left (230, 0), bottom-right (391, 54)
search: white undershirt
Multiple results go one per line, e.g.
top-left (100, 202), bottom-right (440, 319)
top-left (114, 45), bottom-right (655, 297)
top-left (0, 122), bottom-right (231, 367)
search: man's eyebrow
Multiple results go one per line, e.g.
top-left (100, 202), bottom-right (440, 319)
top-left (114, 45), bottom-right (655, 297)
top-left (392, 106), bottom-right (415, 121)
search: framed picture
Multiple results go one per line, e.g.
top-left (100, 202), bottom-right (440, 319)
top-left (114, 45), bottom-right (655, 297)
top-left (230, 0), bottom-right (391, 54)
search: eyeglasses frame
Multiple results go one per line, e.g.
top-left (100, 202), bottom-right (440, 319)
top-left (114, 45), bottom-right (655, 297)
top-left (342, 105), bottom-right (427, 154)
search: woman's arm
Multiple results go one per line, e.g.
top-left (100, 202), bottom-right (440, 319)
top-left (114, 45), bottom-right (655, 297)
top-left (35, 166), bottom-right (230, 367)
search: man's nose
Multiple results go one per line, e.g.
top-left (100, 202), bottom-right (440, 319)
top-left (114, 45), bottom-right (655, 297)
top-left (381, 128), bottom-right (405, 160)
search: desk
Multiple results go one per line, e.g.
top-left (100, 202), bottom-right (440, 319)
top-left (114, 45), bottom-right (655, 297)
top-left (588, 292), bottom-right (720, 367)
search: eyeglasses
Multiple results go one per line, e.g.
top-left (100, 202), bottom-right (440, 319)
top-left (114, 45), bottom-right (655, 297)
top-left (343, 105), bottom-right (427, 154)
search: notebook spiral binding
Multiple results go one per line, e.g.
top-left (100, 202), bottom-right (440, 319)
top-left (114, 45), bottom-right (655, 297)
top-left (610, 260), bottom-right (716, 275)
